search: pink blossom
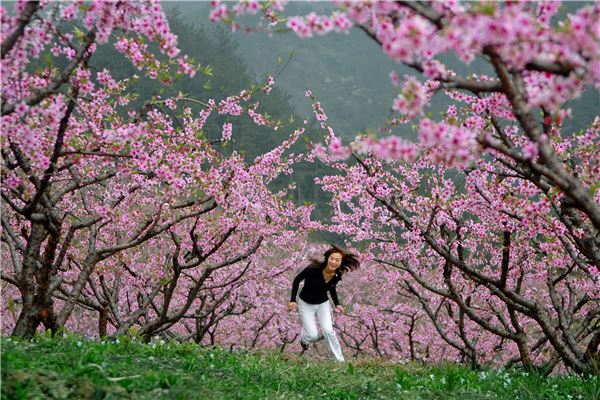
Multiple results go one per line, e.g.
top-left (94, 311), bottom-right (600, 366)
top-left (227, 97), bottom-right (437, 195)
top-left (418, 119), bottom-right (478, 168)
top-left (328, 136), bottom-right (351, 160)
top-left (392, 76), bottom-right (428, 120)
top-left (61, 3), bottom-right (77, 20)
top-left (422, 59), bottom-right (447, 79)
top-left (369, 136), bottom-right (418, 163)
top-left (222, 122), bottom-right (233, 141)
top-left (3, 175), bottom-right (21, 190)
top-left (389, 70), bottom-right (400, 87)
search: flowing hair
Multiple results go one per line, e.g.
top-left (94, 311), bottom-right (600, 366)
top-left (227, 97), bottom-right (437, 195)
top-left (308, 245), bottom-right (360, 275)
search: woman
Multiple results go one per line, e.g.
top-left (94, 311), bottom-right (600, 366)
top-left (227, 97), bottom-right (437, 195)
top-left (287, 245), bottom-right (359, 362)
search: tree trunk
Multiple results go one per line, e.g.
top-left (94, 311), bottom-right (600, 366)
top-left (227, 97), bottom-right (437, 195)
top-left (98, 305), bottom-right (109, 338)
top-left (12, 304), bottom-right (41, 338)
top-left (11, 223), bottom-right (46, 337)
top-left (584, 329), bottom-right (600, 367)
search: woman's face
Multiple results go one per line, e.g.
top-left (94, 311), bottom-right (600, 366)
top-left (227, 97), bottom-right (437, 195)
top-left (326, 252), bottom-right (343, 270)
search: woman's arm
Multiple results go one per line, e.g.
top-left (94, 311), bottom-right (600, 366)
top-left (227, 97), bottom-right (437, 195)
top-left (290, 268), bottom-right (308, 303)
top-left (329, 286), bottom-right (345, 313)
top-left (328, 285), bottom-right (340, 307)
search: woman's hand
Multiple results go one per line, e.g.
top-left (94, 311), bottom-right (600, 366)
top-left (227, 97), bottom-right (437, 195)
top-left (287, 302), bottom-right (297, 312)
top-left (335, 305), bottom-right (345, 314)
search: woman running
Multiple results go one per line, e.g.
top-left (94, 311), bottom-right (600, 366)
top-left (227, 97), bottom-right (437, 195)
top-left (287, 245), bottom-right (359, 362)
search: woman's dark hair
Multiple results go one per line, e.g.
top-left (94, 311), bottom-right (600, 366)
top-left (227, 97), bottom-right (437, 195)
top-left (308, 245), bottom-right (360, 274)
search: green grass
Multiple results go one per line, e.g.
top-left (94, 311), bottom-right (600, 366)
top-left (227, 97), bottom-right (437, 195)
top-left (2, 334), bottom-right (598, 399)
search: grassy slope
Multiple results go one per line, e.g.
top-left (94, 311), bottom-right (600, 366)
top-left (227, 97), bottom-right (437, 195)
top-left (2, 335), bottom-right (598, 400)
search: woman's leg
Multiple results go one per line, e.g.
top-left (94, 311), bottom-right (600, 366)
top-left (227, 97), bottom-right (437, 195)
top-left (298, 299), bottom-right (319, 345)
top-left (316, 301), bottom-right (344, 362)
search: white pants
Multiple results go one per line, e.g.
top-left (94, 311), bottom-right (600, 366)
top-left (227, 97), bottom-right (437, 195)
top-left (298, 298), bottom-right (344, 362)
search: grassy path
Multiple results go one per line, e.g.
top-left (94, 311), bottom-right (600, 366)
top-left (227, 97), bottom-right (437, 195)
top-left (2, 335), bottom-right (598, 399)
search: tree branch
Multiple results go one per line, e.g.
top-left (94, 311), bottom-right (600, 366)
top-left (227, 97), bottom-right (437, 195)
top-left (1, 1), bottom-right (39, 59)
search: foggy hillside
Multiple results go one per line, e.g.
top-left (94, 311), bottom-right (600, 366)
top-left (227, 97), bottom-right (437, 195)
top-left (168, 1), bottom-right (599, 141)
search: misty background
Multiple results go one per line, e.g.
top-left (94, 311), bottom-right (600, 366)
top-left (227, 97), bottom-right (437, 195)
top-left (165, 1), bottom-right (598, 138)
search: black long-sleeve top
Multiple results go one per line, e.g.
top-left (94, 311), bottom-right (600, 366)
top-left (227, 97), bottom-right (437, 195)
top-left (290, 265), bottom-right (342, 306)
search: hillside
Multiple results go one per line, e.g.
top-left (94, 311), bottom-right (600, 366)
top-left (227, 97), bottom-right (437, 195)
top-left (167, 1), bottom-right (599, 142)
top-left (3, 335), bottom-right (598, 399)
